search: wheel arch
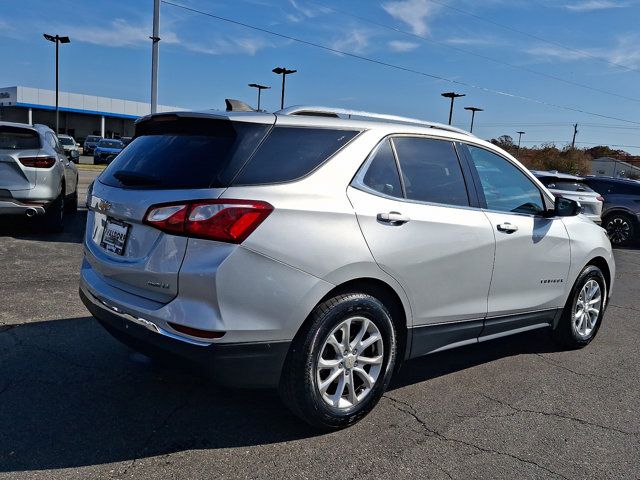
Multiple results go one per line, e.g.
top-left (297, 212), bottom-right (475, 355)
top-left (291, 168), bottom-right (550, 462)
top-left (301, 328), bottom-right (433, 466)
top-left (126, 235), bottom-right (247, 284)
top-left (586, 256), bottom-right (611, 299)
top-left (602, 208), bottom-right (639, 224)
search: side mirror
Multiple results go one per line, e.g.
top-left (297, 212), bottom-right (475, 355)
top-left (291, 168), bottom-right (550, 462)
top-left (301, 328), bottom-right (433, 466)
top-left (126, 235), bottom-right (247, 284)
top-left (555, 196), bottom-right (581, 217)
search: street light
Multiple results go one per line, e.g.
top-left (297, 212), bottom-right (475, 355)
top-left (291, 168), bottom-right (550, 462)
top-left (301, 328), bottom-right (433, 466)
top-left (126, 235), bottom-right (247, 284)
top-left (441, 92), bottom-right (465, 125)
top-left (516, 131), bottom-right (526, 157)
top-left (248, 83), bottom-right (270, 111)
top-left (272, 67), bottom-right (297, 109)
top-left (464, 107), bottom-right (483, 133)
top-left (43, 34), bottom-right (71, 134)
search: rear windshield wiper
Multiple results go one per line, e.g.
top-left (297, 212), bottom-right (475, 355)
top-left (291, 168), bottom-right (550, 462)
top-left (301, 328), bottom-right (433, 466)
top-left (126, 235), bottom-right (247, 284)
top-left (113, 170), bottom-right (161, 186)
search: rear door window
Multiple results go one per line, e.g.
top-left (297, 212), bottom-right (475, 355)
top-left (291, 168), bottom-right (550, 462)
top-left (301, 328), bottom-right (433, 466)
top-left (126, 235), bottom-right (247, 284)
top-left (356, 139), bottom-right (403, 198)
top-left (100, 118), bottom-right (271, 189)
top-left (232, 127), bottom-right (359, 185)
top-left (0, 126), bottom-right (41, 150)
top-left (391, 137), bottom-right (469, 207)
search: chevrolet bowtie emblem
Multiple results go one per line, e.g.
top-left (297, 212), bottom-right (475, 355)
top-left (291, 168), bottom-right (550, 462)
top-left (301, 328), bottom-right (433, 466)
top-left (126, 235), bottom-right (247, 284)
top-left (97, 200), bottom-right (112, 212)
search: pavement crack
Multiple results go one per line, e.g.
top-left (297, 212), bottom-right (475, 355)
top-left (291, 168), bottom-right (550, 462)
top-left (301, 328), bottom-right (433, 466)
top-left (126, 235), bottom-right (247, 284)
top-left (480, 393), bottom-right (639, 437)
top-left (533, 353), bottom-right (610, 381)
top-left (384, 394), bottom-right (569, 480)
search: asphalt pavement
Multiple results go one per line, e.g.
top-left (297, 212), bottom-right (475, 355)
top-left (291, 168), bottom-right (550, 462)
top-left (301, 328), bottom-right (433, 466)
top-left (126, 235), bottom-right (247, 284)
top-left (0, 172), bottom-right (638, 479)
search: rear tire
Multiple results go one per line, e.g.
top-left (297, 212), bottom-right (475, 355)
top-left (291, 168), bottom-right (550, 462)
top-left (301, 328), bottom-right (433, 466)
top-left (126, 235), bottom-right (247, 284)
top-left (279, 293), bottom-right (397, 430)
top-left (43, 192), bottom-right (64, 233)
top-left (603, 213), bottom-right (635, 247)
top-left (552, 265), bottom-right (606, 348)
top-left (65, 189), bottom-right (78, 214)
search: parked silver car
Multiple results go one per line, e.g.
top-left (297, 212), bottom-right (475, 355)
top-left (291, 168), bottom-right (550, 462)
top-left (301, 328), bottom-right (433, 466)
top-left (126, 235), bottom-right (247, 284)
top-left (1, 121), bottom-right (78, 231)
top-left (532, 171), bottom-right (603, 224)
top-left (80, 107), bottom-right (615, 429)
top-left (57, 134), bottom-right (80, 163)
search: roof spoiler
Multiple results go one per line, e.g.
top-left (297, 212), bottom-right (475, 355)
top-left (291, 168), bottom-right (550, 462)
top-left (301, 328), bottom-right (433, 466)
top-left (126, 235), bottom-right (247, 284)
top-left (225, 99), bottom-right (256, 112)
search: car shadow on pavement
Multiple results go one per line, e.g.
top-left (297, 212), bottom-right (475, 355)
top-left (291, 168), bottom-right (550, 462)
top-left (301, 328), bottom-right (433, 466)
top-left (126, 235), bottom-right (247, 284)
top-left (0, 316), bottom-right (562, 473)
top-left (0, 210), bottom-right (86, 244)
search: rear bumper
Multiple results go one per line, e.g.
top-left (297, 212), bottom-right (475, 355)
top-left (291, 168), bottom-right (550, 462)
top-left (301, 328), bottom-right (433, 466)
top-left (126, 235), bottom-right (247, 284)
top-left (80, 287), bottom-right (290, 388)
top-left (0, 199), bottom-right (46, 216)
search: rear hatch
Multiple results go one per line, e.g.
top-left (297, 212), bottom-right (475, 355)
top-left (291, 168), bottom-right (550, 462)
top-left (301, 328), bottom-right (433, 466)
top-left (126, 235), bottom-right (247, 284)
top-left (0, 125), bottom-right (42, 191)
top-left (85, 112), bottom-right (274, 303)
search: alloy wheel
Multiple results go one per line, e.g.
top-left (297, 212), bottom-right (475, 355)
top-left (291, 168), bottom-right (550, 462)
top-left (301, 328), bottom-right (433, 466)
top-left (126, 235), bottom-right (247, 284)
top-left (572, 279), bottom-right (601, 339)
top-left (316, 316), bottom-right (384, 409)
top-left (605, 217), bottom-right (631, 245)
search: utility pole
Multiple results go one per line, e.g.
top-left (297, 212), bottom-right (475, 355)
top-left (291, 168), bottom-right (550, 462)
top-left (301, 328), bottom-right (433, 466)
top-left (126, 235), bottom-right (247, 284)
top-left (43, 34), bottom-right (71, 134)
top-left (248, 83), bottom-right (270, 111)
top-left (516, 131), bottom-right (525, 158)
top-left (272, 67), bottom-right (297, 109)
top-left (150, 0), bottom-right (160, 114)
top-left (464, 107), bottom-right (483, 133)
top-left (441, 92), bottom-right (465, 125)
top-left (571, 123), bottom-right (578, 149)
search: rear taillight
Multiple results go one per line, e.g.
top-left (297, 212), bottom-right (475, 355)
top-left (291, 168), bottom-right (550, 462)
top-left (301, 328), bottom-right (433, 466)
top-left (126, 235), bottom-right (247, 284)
top-left (18, 156), bottom-right (56, 168)
top-left (143, 199), bottom-right (273, 243)
top-left (596, 195), bottom-right (604, 202)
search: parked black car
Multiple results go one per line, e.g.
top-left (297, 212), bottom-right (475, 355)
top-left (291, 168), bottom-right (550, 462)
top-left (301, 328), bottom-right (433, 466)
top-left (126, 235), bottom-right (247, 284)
top-left (583, 177), bottom-right (640, 246)
top-left (83, 135), bottom-right (103, 156)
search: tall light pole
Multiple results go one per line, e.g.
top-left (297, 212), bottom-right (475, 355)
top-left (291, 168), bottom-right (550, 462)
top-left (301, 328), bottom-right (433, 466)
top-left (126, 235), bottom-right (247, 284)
top-left (272, 67), bottom-right (297, 110)
top-left (248, 83), bottom-right (270, 111)
top-left (441, 92), bottom-right (465, 125)
top-left (516, 131), bottom-right (526, 157)
top-left (150, 0), bottom-right (161, 114)
top-left (464, 107), bottom-right (483, 133)
top-left (43, 34), bottom-right (71, 134)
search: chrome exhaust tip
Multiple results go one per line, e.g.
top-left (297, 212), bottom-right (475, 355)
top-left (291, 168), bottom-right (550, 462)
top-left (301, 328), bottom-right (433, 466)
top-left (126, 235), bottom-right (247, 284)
top-left (25, 208), bottom-right (37, 218)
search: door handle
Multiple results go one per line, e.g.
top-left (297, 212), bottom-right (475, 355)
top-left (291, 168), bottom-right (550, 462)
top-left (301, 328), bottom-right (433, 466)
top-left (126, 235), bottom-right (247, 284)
top-left (377, 212), bottom-right (410, 225)
top-left (497, 222), bottom-right (518, 233)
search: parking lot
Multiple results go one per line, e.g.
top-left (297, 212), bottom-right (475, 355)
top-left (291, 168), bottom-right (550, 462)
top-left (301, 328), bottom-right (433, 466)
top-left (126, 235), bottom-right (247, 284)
top-left (1, 170), bottom-right (639, 480)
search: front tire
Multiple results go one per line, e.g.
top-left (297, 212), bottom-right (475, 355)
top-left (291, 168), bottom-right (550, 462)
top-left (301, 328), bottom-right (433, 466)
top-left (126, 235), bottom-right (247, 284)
top-left (604, 213), bottom-right (635, 247)
top-left (552, 265), bottom-right (606, 348)
top-left (279, 293), bottom-right (397, 430)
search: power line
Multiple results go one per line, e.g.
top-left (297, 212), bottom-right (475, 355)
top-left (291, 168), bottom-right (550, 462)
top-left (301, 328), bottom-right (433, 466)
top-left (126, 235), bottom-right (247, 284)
top-left (519, 140), bottom-right (640, 149)
top-left (415, 0), bottom-right (640, 75)
top-left (160, 0), bottom-right (640, 126)
top-left (308, 1), bottom-right (640, 103)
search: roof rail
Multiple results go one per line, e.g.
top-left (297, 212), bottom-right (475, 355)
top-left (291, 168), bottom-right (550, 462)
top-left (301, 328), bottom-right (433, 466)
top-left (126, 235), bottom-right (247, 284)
top-left (276, 105), bottom-right (473, 136)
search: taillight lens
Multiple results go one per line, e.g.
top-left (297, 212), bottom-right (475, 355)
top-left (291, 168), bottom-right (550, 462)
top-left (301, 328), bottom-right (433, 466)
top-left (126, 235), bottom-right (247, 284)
top-left (143, 199), bottom-right (273, 243)
top-left (596, 195), bottom-right (604, 202)
top-left (19, 156), bottom-right (56, 168)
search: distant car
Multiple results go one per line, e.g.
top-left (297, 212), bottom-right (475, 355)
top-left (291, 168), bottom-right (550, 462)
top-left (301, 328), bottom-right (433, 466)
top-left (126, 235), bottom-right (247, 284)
top-left (532, 171), bottom-right (603, 224)
top-left (0, 121), bottom-right (78, 231)
top-left (93, 139), bottom-right (124, 164)
top-left (57, 134), bottom-right (80, 163)
top-left (83, 135), bottom-right (102, 156)
top-left (583, 176), bottom-right (640, 246)
top-left (120, 136), bottom-right (133, 147)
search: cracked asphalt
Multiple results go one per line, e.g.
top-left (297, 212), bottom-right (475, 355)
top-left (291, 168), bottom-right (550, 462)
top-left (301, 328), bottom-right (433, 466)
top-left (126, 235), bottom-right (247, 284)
top-left (1, 170), bottom-right (639, 479)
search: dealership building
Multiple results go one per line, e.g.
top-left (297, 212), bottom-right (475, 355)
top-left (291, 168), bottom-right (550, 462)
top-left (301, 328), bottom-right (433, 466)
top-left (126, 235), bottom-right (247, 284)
top-left (0, 85), bottom-right (182, 141)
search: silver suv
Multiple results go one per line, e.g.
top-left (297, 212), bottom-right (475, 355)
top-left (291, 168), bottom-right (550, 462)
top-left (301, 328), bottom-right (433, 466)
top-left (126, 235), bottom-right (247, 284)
top-left (0, 121), bottom-right (78, 231)
top-left (80, 107), bottom-right (615, 429)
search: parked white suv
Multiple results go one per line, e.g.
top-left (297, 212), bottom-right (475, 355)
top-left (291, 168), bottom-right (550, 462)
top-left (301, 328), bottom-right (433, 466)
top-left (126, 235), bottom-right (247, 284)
top-left (80, 106), bottom-right (615, 429)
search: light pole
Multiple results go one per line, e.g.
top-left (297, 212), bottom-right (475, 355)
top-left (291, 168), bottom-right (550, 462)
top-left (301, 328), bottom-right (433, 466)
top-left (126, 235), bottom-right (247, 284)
top-left (272, 67), bottom-right (297, 109)
top-left (464, 107), bottom-right (483, 133)
top-left (441, 92), bottom-right (465, 125)
top-left (150, 0), bottom-right (160, 114)
top-left (516, 131), bottom-right (526, 157)
top-left (43, 33), bottom-right (71, 134)
top-left (248, 83), bottom-right (270, 111)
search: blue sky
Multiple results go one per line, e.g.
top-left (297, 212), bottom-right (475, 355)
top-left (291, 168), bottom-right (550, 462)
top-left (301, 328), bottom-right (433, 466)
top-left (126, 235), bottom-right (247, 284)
top-left (1, 0), bottom-right (640, 153)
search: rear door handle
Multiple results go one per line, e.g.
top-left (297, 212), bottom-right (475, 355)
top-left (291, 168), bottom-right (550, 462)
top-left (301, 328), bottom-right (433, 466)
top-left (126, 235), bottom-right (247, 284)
top-left (496, 222), bottom-right (518, 233)
top-left (377, 212), bottom-right (410, 225)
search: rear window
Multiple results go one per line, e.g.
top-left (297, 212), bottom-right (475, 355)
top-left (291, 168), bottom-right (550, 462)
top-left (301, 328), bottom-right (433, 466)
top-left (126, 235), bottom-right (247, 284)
top-left (0, 126), bottom-right (41, 150)
top-left (98, 140), bottom-right (123, 148)
top-left (58, 137), bottom-right (74, 146)
top-left (100, 117), bottom-right (271, 189)
top-left (231, 127), bottom-right (359, 185)
top-left (86, 136), bottom-right (101, 142)
top-left (542, 180), bottom-right (594, 193)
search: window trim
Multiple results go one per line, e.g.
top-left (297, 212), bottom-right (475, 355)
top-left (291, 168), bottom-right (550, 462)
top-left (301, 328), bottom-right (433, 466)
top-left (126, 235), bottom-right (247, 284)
top-left (351, 134), bottom-right (481, 210)
top-left (458, 142), bottom-right (554, 217)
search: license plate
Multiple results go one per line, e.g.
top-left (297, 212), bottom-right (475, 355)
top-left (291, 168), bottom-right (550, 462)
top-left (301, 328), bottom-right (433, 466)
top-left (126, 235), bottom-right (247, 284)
top-left (100, 218), bottom-right (130, 255)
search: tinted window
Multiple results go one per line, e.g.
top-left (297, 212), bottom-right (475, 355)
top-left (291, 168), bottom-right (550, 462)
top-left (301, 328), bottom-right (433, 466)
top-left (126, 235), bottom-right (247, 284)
top-left (233, 127), bottom-right (358, 185)
top-left (86, 136), bottom-right (101, 142)
top-left (58, 137), bottom-right (74, 146)
top-left (0, 126), bottom-right (40, 150)
top-left (584, 179), bottom-right (640, 195)
top-left (392, 137), bottom-right (469, 206)
top-left (46, 132), bottom-right (60, 151)
top-left (544, 180), bottom-right (594, 193)
top-left (467, 145), bottom-right (544, 215)
top-left (100, 119), bottom-right (270, 190)
top-left (359, 139), bottom-right (403, 197)
top-left (98, 140), bottom-right (123, 148)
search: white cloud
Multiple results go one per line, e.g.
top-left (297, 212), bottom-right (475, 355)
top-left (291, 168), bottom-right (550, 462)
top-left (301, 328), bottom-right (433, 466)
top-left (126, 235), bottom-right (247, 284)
top-left (445, 36), bottom-right (498, 46)
top-left (330, 29), bottom-right (372, 54)
top-left (65, 19), bottom-right (179, 48)
top-left (184, 37), bottom-right (271, 56)
top-left (388, 40), bottom-right (420, 52)
top-left (564, 1), bottom-right (628, 11)
top-left (287, 0), bottom-right (331, 18)
top-left (382, 0), bottom-right (442, 36)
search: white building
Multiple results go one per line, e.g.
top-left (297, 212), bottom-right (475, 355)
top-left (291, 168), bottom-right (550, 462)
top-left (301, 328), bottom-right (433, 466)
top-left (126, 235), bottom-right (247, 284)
top-left (591, 156), bottom-right (640, 179)
top-left (0, 85), bottom-right (182, 141)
